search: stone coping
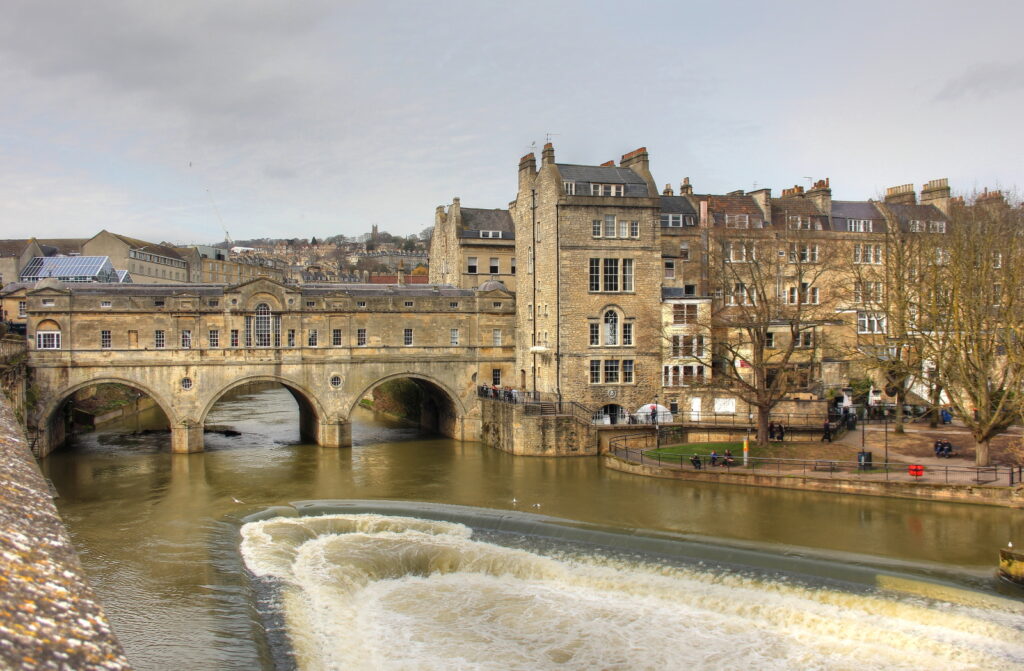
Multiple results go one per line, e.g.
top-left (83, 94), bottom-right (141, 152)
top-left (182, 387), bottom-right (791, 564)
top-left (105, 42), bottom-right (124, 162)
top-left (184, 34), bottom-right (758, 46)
top-left (0, 396), bottom-right (131, 670)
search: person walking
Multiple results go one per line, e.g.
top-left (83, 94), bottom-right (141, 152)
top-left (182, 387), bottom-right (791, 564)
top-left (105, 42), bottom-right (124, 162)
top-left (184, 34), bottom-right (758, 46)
top-left (777, 422), bottom-right (785, 442)
top-left (821, 420), bottom-right (832, 443)
top-left (768, 421), bottom-right (777, 441)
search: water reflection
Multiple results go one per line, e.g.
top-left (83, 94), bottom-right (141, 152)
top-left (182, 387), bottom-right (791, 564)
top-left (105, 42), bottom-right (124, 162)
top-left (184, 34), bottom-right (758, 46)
top-left (42, 386), bottom-right (1024, 670)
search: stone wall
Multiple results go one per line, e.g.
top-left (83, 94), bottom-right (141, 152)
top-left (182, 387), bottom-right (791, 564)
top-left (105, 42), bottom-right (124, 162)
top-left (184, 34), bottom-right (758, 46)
top-left (0, 393), bottom-right (131, 669)
top-left (479, 398), bottom-right (597, 456)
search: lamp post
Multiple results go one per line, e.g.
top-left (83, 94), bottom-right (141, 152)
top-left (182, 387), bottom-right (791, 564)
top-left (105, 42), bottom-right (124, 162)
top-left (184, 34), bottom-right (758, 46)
top-left (884, 412), bottom-right (889, 469)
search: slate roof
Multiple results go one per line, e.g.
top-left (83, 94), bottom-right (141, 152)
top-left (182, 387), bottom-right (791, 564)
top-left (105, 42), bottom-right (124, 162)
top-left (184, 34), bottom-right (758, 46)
top-left (557, 164), bottom-right (651, 197)
top-left (108, 233), bottom-right (184, 260)
top-left (694, 194), bottom-right (767, 226)
top-left (0, 239), bottom-right (85, 258)
top-left (659, 196), bottom-right (698, 215)
top-left (770, 197), bottom-right (828, 228)
top-left (885, 203), bottom-right (950, 233)
top-left (460, 208), bottom-right (515, 234)
top-left (831, 201), bottom-right (887, 233)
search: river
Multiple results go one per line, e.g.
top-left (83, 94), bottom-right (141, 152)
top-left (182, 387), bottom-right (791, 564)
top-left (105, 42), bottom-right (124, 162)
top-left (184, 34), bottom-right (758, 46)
top-left (41, 386), bottom-right (1024, 670)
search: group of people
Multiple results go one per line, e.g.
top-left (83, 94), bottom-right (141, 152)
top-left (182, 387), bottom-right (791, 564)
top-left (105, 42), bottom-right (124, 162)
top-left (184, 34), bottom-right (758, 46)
top-left (767, 421), bottom-right (786, 442)
top-left (481, 385), bottom-right (520, 403)
top-left (691, 449), bottom-right (736, 469)
top-left (933, 439), bottom-right (957, 458)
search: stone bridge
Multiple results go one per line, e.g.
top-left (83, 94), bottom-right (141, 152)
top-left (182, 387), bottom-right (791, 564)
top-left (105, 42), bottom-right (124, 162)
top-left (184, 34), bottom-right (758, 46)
top-left (24, 278), bottom-right (516, 455)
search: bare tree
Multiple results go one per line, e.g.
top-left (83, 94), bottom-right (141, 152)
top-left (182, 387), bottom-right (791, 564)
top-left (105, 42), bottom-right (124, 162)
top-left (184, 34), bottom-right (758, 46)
top-left (914, 193), bottom-right (1024, 465)
top-left (696, 225), bottom-right (845, 446)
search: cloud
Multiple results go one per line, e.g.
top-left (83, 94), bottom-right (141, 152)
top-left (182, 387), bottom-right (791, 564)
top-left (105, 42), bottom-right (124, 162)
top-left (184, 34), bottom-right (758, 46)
top-left (933, 60), bottom-right (1024, 102)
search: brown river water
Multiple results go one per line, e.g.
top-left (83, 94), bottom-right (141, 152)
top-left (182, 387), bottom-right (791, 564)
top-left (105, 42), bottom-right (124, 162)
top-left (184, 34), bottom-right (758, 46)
top-left (40, 386), bottom-right (1024, 670)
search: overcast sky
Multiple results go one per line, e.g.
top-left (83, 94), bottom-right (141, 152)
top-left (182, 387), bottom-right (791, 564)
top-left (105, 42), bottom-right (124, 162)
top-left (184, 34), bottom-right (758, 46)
top-left (1, 1), bottom-right (1021, 244)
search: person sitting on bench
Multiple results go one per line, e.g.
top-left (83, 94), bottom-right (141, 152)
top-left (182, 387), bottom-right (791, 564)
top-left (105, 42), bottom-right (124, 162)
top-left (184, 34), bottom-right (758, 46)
top-left (709, 450), bottom-right (719, 466)
top-left (934, 440), bottom-right (944, 457)
top-left (941, 441), bottom-right (955, 458)
top-left (690, 455), bottom-right (702, 470)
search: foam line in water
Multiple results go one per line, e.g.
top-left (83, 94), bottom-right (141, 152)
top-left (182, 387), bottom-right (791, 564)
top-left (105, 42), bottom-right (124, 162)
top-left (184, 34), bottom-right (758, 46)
top-left (240, 506), bottom-right (1024, 671)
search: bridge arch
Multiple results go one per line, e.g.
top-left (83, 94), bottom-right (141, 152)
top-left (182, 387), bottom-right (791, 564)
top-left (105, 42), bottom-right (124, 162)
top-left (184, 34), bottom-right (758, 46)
top-left (349, 372), bottom-right (467, 439)
top-left (199, 375), bottom-right (328, 445)
top-left (36, 377), bottom-right (179, 455)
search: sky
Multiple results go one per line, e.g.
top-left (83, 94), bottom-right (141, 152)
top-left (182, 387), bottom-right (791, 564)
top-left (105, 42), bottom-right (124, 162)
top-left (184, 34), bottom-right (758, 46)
top-left (1, 0), bottom-right (1022, 244)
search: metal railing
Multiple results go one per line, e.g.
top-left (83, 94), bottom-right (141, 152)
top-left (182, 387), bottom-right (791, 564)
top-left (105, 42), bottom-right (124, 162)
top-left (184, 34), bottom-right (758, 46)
top-left (610, 442), bottom-right (1023, 486)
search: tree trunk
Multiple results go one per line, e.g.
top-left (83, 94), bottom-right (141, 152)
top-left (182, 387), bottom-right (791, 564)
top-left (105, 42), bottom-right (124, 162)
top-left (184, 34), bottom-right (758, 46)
top-left (756, 407), bottom-right (770, 447)
top-left (975, 438), bottom-right (990, 467)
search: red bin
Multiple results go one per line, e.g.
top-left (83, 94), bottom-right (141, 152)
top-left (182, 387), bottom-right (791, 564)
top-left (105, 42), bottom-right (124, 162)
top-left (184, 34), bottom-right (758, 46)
top-left (908, 464), bottom-right (924, 478)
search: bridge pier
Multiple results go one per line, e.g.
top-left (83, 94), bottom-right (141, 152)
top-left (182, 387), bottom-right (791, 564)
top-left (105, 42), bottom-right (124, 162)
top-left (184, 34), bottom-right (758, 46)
top-left (171, 422), bottom-right (204, 454)
top-left (317, 419), bottom-right (351, 448)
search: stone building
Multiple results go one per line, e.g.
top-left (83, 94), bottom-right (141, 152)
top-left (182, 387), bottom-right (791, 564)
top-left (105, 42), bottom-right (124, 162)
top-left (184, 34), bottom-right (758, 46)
top-left (174, 245), bottom-right (287, 284)
top-left (429, 199), bottom-right (516, 290)
top-left (83, 231), bottom-right (189, 284)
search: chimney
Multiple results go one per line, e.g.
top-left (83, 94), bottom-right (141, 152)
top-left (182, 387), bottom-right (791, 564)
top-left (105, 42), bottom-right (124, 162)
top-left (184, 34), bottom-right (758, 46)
top-left (679, 177), bottom-right (693, 195)
top-left (663, 183), bottom-right (675, 196)
top-left (619, 146), bottom-right (656, 195)
top-left (806, 177), bottom-right (832, 216)
top-left (748, 188), bottom-right (772, 221)
top-left (781, 185), bottom-right (805, 198)
top-left (884, 183), bottom-right (916, 205)
top-left (699, 200), bottom-right (709, 227)
top-left (600, 160), bottom-right (615, 167)
top-left (518, 152), bottom-right (537, 192)
top-left (920, 178), bottom-right (951, 214)
top-left (541, 142), bottom-right (556, 166)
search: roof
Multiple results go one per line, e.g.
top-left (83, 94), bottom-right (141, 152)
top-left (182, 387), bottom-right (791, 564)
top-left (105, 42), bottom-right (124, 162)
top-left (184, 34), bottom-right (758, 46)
top-left (20, 257), bottom-right (118, 283)
top-left (831, 200), bottom-right (888, 233)
top-left (460, 208), bottom-right (515, 233)
top-left (0, 239), bottom-right (85, 258)
top-left (115, 270), bottom-right (133, 283)
top-left (107, 233), bottom-right (184, 260)
top-left (660, 196), bottom-right (698, 215)
top-left (51, 283), bottom-right (478, 298)
top-left (694, 194), bottom-right (766, 226)
top-left (556, 164), bottom-right (651, 197)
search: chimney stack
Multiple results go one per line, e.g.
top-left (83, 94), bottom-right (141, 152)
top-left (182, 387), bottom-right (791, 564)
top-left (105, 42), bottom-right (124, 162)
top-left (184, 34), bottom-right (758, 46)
top-left (541, 142), bottom-right (556, 166)
top-left (806, 177), bottom-right (832, 216)
top-left (884, 184), bottom-right (916, 205)
top-left (920, 178), bottom-right (951, 214)
top-left (619, 146), bottom-right (656, 195)
top-left (679, 177), bottom-right (693, 195)
top-left (518, 152), bottom-right (537, 192)
top-left (600, 160), bottom-right (615, 167)
top-left (781, 185), bottom-right (805, 198)
top-left (663, 183), bottom-right (675, 196)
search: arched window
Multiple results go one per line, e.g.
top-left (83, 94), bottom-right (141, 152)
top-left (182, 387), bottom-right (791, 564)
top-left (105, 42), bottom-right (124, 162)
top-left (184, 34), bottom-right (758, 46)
top-left (35, 319), bottom-right (62, 350)
top-left (255, 303), bottom-right (271, 347)
top-left (604, 310), bottom-right (618, 345)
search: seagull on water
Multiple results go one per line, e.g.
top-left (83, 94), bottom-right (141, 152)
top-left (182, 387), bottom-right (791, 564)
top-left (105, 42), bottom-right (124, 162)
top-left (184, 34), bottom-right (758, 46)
top-left (231, 496), bottom-right (245, 504)
top-left (532, 503), bottom-right (541, 509)
top-left (512, 498), bottom-right (518, 505)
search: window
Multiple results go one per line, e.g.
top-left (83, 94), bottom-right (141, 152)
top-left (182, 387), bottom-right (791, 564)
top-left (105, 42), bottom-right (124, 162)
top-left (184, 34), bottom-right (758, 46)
top-left (404, 301), bottom-right (414, 307)
top-left (673, 303), bottom-right (697, 324)
top-left (622, 322), bottom-right (633, 346)
top-left (603, 360), bottom-right (619, 383)
top-left (42, 298), bottom-right (55, 307)
top-left (480, 230), bottom-right (502, 238)
top-left (306, 301), bottom-right (315, 308)
top-left (230, 329), bottom-right (239, 347)
top-left (511, 258), bottom-right (516, 274)
top-left (451, 329), bottom-right (460, 346)
top-left (330, 375), bottom-right (342, 388)
top-left (403, 328), bottom-right (413, 346)
top-left (18, 301), bottom-right (26, 317)
top-left (729, 283), bottom-right (754, 306)
top-left (679, 243), bottom-right (690, 262)
top-left (154, 300), bottom-right (164, 307)
top-left (100, 301), bottom-right (112, 308)
top-left (795, 332), bottom-right (814, 348)
top-left (854, 244), bottom-right (883, 265)
top-left (854, 282), bottom-right (883, 303)
top-left (858, 312), bottom-right (886, 333)
top-left (308, 329), bottom-right (318, 347)
top-left (787, 215), bottom-right (818, 230)
top-left (603, 311), bottom-right (618, 346)
top-left (100, 330), bottom-right (111, 349)
top-left (725, 213), bottom-right (749, 229)
top-left (450, 302), bottom-right (459, 308)
top-left (492, 301), bottom-right (502, 308)
top-left (847, 219), bottom-right (873, 232)
top-left (287, 329), bottom-right (295, 347)
top-left (155, 330), bottom-right (165, 348)
top-left (671, 334), bottom-right (705, 358)
top-left (590, 360), bottom-right (601, 384)
top-left (764, 332), bottom-right (775, 348)
top-left (357, 328), bottom-right (367, 346)
top-left (935, 248), bottom-right (950, 265)
top-left (908, 220), bottom-right (925, 233)
top-left (332, 329), bottom-right (342, 346)
top-left (603, 259), bottom-right (619, 292)
top-left (622, 359), bottom-right (634, 383)
top-left (357, 301), bottom-right (366, 308)
top-left (603, 214), bottom-right (616, 237)
top-left (664, 260), bottom-right (675, 279)
top-left (36, 331), bottom-right (61, 349)
top-left (928, 220), bottom-right (946, 233)
top-left (181, 330), bottom-right (192, 349)
top-left (209, 299), bottom-right (219, 307)
top-left (726, 241), bottom-right (755, 263)
top-left (787, 283), bottom-right (819, 304)
top-left (589, 323), bottom-right (600, 346)
top-left (622, 259), bottom-right (633, 292)
top-left (661, 213), bottom-right (684, 227)
top-left (209, 329), bottom-right (219, 348)
top-left (592, 219), bottom-right (602, 237)
top-left (255, 303), bottom-right (272, 347)
top-left (591, 183), bottom-right (624, 197)
top-left (789, 243), bottom-right (819, 263)
top-left (467, 257), bottom-right (478, 274)
top-left (563, 181), bottom-right (576, 195)
top-left (492, 369), bottom-right (502, 386)
top-left (181, 377), bottom-right (193, 390)
top-left (492, 329), bottom-right (502, 346)
top-left (489, 258), bottom-right (499, 274)
top-left (629, 221), bottom-right (639, 237)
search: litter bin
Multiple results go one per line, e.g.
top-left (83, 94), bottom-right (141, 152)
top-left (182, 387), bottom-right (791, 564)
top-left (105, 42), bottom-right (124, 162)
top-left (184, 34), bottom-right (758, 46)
top-left (857, 450), bottom-right (873, 470)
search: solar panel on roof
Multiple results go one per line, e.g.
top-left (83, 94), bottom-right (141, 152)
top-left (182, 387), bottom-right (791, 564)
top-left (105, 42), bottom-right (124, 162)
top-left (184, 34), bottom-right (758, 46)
top-left (20, 256), bottom-right (118, 282)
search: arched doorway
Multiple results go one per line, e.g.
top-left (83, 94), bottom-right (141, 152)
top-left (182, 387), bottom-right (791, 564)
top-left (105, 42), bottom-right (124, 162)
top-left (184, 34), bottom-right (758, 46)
top-left (599, 403), bottom-right (628, 425)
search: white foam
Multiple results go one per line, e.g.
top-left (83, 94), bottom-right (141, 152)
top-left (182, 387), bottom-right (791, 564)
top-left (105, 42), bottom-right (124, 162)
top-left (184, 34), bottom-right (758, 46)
top-left (240, 514), bottom-right (1024, 671)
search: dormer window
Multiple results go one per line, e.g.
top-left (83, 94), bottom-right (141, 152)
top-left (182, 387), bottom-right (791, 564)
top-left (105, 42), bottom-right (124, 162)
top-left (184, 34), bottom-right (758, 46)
top-left (725, 213), bottom-right (749, 229)
top-left (563, 181), bottom-right (576, 195)
top-left (591, 183), bottom-right (624, 197)
top-left (847, 219), bottom-right (873, 232)
top-left (479, 230), bottom-right (502, 238)
top-left (908, 220), bottom-right (925, 233)
top-left (787, 216), bottom-right (818, 230)
top-left (928, 220), bottom-right (946, 233)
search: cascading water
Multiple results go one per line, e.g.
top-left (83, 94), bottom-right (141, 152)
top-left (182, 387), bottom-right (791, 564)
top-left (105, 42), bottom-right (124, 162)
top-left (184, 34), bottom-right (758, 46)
top-left (241, 511), bottom-right (1024, 671)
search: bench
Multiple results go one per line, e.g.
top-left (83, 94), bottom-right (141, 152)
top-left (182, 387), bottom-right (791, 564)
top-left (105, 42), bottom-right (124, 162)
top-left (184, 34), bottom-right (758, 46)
top-left (813, 460), bottom-right (838, 473)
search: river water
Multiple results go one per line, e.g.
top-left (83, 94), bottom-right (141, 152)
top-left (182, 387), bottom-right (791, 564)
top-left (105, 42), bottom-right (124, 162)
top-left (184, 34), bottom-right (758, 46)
top-left (41, 386), bottom-right (1024, 670)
